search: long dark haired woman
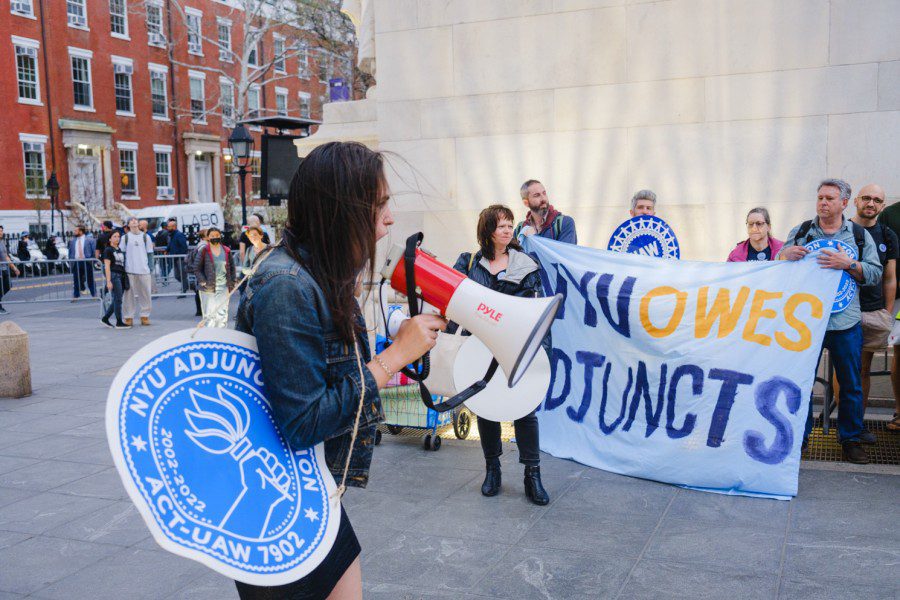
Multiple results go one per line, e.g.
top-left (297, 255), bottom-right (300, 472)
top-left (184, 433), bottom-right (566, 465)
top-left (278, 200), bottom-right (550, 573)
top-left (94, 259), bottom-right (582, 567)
top-left (100, 231), bottom-right (130, 329)
top-left (451, 204), bottom-right (550, 505)
top-left (235, 142), bottom-right (446, 599)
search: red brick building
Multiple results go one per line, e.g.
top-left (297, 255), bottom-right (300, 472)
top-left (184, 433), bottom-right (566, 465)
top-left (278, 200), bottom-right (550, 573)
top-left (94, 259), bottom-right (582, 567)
top-left (1, 0), bottom-right (351, 231)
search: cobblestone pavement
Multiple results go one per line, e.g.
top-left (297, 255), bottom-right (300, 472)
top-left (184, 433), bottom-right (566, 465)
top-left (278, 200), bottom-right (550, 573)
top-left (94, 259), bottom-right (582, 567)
top-left (0, 299), bottom-right (898, 599)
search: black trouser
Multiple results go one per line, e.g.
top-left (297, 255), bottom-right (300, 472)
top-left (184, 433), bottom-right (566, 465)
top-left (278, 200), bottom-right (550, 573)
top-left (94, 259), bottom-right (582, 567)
top-left (478, 410), bottom-right (540, 467)
top-left (173, 258), bottom-right (188, 293)
top-left (0, 269), bottom-right (10, 304)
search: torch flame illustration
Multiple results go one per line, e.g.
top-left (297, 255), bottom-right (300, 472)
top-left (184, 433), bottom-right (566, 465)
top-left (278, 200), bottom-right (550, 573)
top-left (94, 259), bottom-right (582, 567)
top-left (184, 385), bottom-right (252, 458)
top-left (183, 385), bottom-right (295, 537)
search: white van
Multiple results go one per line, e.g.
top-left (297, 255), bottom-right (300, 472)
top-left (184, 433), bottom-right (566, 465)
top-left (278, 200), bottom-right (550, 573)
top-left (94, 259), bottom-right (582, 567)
top-left (133, 202), bottom-right (224, 235)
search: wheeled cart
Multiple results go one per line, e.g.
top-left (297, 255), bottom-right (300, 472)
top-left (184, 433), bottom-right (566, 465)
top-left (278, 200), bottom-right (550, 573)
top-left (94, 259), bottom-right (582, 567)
top-left (376, 384), bottom-right (473, 451)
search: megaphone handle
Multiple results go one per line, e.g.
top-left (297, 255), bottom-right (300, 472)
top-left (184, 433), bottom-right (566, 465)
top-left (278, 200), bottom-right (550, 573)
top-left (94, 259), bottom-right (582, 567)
top-left (403, 233), bottom-right (431, 380)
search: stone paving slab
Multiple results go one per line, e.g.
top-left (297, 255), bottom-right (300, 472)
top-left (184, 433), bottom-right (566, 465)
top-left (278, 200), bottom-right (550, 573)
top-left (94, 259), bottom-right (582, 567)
top-left (0, 298), bottom-right (898, 599)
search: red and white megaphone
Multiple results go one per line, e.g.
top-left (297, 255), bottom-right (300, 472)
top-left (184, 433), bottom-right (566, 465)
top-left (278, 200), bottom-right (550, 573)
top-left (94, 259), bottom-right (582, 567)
top-left (381, 237), bottom-right (562, 387)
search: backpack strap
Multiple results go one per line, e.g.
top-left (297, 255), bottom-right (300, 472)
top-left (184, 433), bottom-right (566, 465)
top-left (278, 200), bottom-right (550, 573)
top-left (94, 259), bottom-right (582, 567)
top-left (850, 221), bottom-right (866, 259)
top-left (552, 215), bottom-right (563, 239)
top-left (793, 219), bottom-right (814, 245)
top-left (513, 222), bottom-right (524, 240)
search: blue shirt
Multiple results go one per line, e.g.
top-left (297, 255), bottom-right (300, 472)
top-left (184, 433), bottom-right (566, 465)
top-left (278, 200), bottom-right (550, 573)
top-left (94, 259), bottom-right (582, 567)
top-left (780, 217), bottom-right (882, 331)
top-left (166, 230), bottom-right (188, 255)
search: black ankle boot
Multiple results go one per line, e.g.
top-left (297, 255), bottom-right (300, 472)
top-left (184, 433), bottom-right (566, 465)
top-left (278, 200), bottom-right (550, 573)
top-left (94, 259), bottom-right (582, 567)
top-left (524, 466), bottom-right (549, 505)
top-left (481, 459), bottom-right (501, 497)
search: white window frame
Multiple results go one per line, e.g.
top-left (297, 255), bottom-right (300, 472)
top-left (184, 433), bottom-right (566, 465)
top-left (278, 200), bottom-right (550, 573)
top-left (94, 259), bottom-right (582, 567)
top-left (250, 149), bottom-right (261, 198)
top-left (153, 145), bottom-right (174, 200)
top-left (219, 77), bottom-right (235, 127)
top-left (109, 0), bottom-right (129, 39)
top-left (275, 86), bottom-right (288, 116)
top-left (298, 91), bottom-right (311, 119)
top-left (20, 133), bottom-right (48, 199)
top-left (273, 33), bottom-right (286, 74)
top-left (188, 70), bottom-right (206, 124)
top-left (66, 0), bottom-right (88, 30)
top-left (10, 0), bottom-right (35, 19)
top-left (146, 1), bottom-right (166, 47)
top-left (317, 48), bottom-right (330, 84)
top-left (247, 84), bottom-right (261, 124)
top-left (12, 36), bottom-right (42, 106)
top-left (148, 63), bottom-right (169, 121)
top-left (247, 28), bottom-right (259, 67)
top-left (297, 41), bottom-right (310, 79)
top-left (216, 17), bottom-right (232, 63)
top-left (112, 55), bottom-right (135, 117)
top-left (117, 141), bottom-right (139, 199)
top-left (68, 47), bottom-right (94, 112)
top-left (186, 7), bottom-right (203, 56)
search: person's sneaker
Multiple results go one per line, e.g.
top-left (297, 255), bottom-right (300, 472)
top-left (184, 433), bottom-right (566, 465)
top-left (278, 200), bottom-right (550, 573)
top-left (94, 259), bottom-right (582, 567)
top-left (841, 441), bottom-right (870, 464)
top-left (0, 306), bottom-right (7, 315)
top-left (859, 429), bottom-right (877, 445)
top-left (115, 321), bottom-right (132, 330)
top-left (141, 317), bottom-right (150, 326)
top-left (101, 317), bottom-right (114, 329)
top-left (124, 318), bottom-right (133, 327)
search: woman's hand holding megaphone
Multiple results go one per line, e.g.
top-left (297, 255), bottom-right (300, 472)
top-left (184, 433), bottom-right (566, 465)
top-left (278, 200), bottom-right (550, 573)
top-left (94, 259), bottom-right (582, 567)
top-left (368, 314), bottom-right (447, 388)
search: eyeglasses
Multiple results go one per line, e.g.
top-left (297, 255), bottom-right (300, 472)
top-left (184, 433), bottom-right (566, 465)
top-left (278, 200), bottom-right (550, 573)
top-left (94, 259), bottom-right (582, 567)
top-left (859, 195), bottom-right (884, 205)
top-left (746, 221), bottom-right (768, 229)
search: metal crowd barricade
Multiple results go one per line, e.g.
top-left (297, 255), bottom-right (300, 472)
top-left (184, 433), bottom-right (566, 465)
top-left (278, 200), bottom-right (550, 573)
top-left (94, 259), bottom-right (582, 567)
top-left (1, 258), bottom-right (105, 304)
top-left (818, 345), bottom-right (893, 435)
top-left (152, 254), bottom-right (192, 297)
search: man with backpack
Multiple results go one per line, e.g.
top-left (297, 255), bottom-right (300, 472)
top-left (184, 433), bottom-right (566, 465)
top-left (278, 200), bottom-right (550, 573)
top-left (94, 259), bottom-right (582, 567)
top-left (778, 179), bottom-right (882, 464)
top-left (514, 179), bottom-right (577, 244)
top-left (849, 184), bottom-right (897, 444)
top-left (121, 217), bottom-right (155, 326)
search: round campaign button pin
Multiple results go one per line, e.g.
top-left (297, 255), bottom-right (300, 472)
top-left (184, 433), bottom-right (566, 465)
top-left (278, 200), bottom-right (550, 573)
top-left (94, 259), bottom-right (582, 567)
top-left (879, 243), bottom-right (887, 253)
top-left (757, 252), bottom-right (767, 260)
top-left (107, 329), bottom-right (340, 585)
top-left (804, 239), bottom-right (857, 313)
top-left (607, 215), bottom-right (680, 259)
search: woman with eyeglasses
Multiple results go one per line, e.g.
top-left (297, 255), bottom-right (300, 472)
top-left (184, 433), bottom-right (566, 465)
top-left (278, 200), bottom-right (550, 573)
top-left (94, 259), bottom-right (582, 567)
top-left (727, 207), bottom-right (784, 262)
top-left (196, 226), bottom-right (236, 327)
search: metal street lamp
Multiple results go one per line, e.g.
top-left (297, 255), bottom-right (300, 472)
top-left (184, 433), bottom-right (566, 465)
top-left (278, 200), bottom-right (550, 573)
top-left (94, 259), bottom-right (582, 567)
top-left (228, 124), bottom-right (254, 226)
top-left (45, 172), bottom-right (60, 235)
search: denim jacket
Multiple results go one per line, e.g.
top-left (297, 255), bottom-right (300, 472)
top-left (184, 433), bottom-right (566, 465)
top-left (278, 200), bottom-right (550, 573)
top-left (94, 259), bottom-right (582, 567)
top-left (235, 245), bottom-right (382, 488)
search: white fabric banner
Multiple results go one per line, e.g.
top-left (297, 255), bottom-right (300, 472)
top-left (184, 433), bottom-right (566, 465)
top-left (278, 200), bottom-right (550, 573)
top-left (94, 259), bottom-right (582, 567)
top-left (524, 237), bottom-right (841, 499)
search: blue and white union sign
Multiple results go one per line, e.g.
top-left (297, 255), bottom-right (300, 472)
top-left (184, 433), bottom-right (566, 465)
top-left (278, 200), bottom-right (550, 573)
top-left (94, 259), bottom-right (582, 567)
top-left (608, 215), bottom-right (681, 259)
top-left (804, 239), bottom-right (857, 313)
top-left (106, 329), bottom-right (339, 585)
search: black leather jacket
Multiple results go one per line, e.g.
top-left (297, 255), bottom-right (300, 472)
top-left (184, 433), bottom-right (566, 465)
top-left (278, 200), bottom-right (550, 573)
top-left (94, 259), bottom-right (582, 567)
top-left (447, 248), bottom-right (549, 351)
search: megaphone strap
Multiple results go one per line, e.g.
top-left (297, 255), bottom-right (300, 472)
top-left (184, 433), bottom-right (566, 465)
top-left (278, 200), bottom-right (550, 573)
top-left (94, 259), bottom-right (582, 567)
top-left (399, 232), bottom-right (500, 414)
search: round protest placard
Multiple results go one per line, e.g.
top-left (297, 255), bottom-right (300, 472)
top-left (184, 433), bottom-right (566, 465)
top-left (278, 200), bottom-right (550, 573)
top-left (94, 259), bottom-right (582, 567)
top-left (803, 239), bottom-right (857, 313)
top-left (106, 328), bottom-right (339, 585)
top-left (607, 215), bottom-right (681, 259)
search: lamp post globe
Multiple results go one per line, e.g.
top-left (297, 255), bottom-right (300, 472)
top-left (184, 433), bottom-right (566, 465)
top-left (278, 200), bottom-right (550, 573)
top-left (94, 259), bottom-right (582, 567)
top-left (228, 125), bottom-right (254, 226)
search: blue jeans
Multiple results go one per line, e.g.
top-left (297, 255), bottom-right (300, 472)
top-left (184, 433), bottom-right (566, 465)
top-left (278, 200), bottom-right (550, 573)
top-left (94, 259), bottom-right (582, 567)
top-left (805, 323), bottom-right (865, 443)
top-left (103, 272), bottom-right (125, 324)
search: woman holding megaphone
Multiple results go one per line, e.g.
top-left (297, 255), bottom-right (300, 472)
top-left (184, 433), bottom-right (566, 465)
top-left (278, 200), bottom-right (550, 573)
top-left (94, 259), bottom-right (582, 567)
top-left (450, 204), bottom-right (551, 506)
top-left (234, 142), bottom-right (447, 600)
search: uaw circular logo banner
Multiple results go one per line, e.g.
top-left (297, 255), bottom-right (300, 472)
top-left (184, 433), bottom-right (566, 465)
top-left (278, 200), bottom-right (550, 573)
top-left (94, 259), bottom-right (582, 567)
top-left (804, 239), bottom-right (857, 313)
top-left (106, 329), bottom-right (339, 585)
top-left (607, 215), bottom-right (681, 259)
